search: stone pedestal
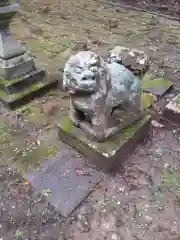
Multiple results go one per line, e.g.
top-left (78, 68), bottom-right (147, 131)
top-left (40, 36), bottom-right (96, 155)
top-left (58, 114), bottom-right (151, 172)
top-left (0, 2), bottom-right (56, 109)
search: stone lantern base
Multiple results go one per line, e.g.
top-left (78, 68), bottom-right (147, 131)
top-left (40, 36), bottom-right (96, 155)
top-left (0, 3), bottom-right (57, 109)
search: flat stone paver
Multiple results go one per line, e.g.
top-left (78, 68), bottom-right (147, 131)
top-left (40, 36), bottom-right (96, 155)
top-left (24, 143), bottom-right (102, 217)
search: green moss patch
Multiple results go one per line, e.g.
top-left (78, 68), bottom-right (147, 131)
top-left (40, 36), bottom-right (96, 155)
top-left (142, 78), bottom-right (172, 90)
top-left (141, 92), bottom-right (155, 109)
top-left (15, 143), bottom-right (59, 172)
top-left (0, 121), bottom-right (12, 146)
top-left (60, 117), bottom-right (73, 133)
top-left (0, 80), bottom-right (51, 102)
top-left (154, 166), bottom-right (180, 205)
top-left (59, 114), bottom-right (151, 157)
top-left (0, 120), bottom-right (59, 173)
top-left (0, 75), bottom-right (25, 86)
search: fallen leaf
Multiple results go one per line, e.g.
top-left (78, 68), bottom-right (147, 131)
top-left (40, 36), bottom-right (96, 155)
top-left (151, 120), bottom-right (164, 128)
top-left (173, 70), bottom-right (180, 74)
top-left (23, 180), bottom-right (30, 185)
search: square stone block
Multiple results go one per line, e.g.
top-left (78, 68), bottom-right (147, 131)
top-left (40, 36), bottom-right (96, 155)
top-left (24, 147), bottom-right (102, 217)
top-left (0, 69), bottom-right (45, 94)
top-left (58, 114), bottom-right (151, 172)
top-left (142, 78), bottom-right (173, 97)
top-left (0, 53), bottom-right (35, 80)
top-left (164, 93), bottom-right (180, 123)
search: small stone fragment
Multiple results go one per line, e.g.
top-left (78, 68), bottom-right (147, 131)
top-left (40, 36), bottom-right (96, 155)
top-left (138, 215), bottom-right (153, 225)
top-left (111, 233), bottom-right (121, 240)
top-left (151, 120), bottom-right (164, 128)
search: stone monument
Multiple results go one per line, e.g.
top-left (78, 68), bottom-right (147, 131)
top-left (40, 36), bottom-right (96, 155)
top-left (58, 46), bottom-right (151, 172)
top-left (0, 0), bottom-right (56, 109)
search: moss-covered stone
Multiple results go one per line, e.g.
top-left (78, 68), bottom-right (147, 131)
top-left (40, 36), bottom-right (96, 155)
top-left (0, 76), bottom-right (22, 86)
top-left (141, 91), bottom-right (157, 109)
top-left (27, 38), bottom-right (70, 58)
top-left (60, 117), bottom-right (73, 133)
top-left (58, 114), bottom-right (151, 172)
top-left (0, 81), bottom-right (46, 100)
top-left (0, 77), bottom-right (57, 109)
top-left (142, 77), bottom-right (173, 96)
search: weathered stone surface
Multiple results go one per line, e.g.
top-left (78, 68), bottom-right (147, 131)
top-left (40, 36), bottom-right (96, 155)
top-left (164, 93), bottom-right (180, 123)
top-left (24, 145), bottom-right (102, 218)
top-left (0, 77), bottom-right (57, 109)
top-left (58, 114), bottom-right (151, 172)
top-left (63, 47), bottom-right (148, 142)
top-left (0, 53), bottom-right (35, 80)
top-left (0, 3), bottom-right (22, 59)
top-left (109, 46), bottom-right (149, 76)
top-left (0, 69), bottom-right (45, 94)
top-left (0, 1), bottom-right (57, 109)
top-left (142, 78), bottom-right (173, 97)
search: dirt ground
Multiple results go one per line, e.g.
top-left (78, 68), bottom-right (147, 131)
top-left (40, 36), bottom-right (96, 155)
top-left (1, 0), bottom-right (180, 239)
top-left (115, 0), bottom-right (180, 19)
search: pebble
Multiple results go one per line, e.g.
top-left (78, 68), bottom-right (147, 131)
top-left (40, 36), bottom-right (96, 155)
top-left (138, 215), bottom-right (153, 225)
top-left (144, 215), bottom-right (153, 224)
top-left (111, 233), bottom-right (119, 240)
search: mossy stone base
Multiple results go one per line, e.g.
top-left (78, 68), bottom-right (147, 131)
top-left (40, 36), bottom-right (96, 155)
top-left (164, 93), bottom-right (180, 123)
top-left (142, 78), bottom-right (173, 97)
top-left (0, 69), bottom-right (45, 94)
top-left (58, 114), bottom-right (151, 172)
top-left (0, 76), bottom-right (57, 109)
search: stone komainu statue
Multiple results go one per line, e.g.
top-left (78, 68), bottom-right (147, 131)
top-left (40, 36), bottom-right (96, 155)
top-left (63, 46), bottom-right (149, 142)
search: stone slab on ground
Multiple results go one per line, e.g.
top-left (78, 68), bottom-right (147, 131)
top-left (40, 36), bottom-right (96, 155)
top-left (24, 144), bottom-right (102, 218)
top-left (58, 114), bottom-right (151, 172)
top-left (142, 78), bottom-right (173, 97)
top-left (164, 93), bottom-right (180, 123)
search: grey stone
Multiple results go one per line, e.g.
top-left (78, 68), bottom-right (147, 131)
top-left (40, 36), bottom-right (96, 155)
top-left (0, 69), bottom-right (45, 94)
top-left (109, 46), bottom-right (149, 76)
top-left (0, 27), bottom-right (26, 60)
top-left (24, 145), bottom-right (102, 217)
top-left (0, 2), bottom-right (19, 13)
top-left (62, 47), bottom-right (149, 142)
top-left (0, 1), bottom-right (57, 109)
top-left (0, 53), bottom-right (35, 80)
top-left (58, 114), bottom-right (151, 172)
top-left (143, 78), bottom-right (173, 97)
top-left (0, 4), bottom-right (23, 60)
